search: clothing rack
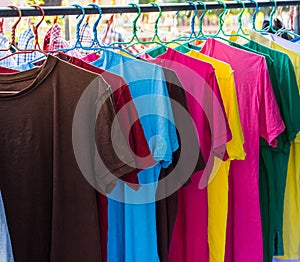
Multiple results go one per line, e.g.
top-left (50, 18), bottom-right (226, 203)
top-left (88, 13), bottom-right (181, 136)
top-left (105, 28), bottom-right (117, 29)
top-left (0, 1), bottom-right (298, 16)
top-left (0, 1), bottom-right (299, 32)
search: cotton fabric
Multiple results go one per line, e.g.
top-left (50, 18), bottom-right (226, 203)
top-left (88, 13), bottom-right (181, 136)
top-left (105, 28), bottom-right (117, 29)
top-left (93, 50), bottom-right (179, 262)
top-left (201, 38), bottom-right (285, 262)
top-left (146, 47), bottom-right (231, 262)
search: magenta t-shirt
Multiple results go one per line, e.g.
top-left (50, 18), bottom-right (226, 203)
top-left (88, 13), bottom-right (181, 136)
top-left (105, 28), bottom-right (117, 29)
top-left (147, 48), bottom-right (232, 262)
top-left (201, 38), bottom-right (285, 262)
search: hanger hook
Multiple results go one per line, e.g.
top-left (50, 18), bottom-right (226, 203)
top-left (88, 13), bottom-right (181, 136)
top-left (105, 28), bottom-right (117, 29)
top-left (269, 0), bottom-right (277, 32)
top-left (234, 0), bottom-right (248, 35)
top-left (128, 3), bottom-right (141, 39)
top-left (7, 6), bottom-right (22, 48)
top-left (187, 1), bottom-right (198, 38)
top-left (87, 3), bottom-right (102, 45)
top-left (195, 1), bottom-right (207, 37)
top-left (31, 5), bottom-right (44, 28)
top-left (216, 0), bottom-right (227, 35)
top-left (150, 2), bottom-right (162, 41)
top-left (248, 0), bottom-right (259, 30)
top-left (31, 5), bottom-right (45, 49)
top-left (71, 4), bottom-right (86, 42)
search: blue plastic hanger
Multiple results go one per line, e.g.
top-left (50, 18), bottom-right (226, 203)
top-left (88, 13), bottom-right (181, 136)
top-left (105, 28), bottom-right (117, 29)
top-left (173, 1), bottom-right (199, 42)
top-left (53, 4), bottom-right (86, 53)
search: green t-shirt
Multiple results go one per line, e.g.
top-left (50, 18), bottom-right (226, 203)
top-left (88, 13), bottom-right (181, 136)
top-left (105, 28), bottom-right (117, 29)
top-left (145, 43), bottom-right (191, 58)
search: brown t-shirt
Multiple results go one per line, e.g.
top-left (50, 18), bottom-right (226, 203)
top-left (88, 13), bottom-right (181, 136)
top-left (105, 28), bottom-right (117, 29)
top-left (57, 54), bottom-right (153, 262)
top-left (0, 55), bottom-right (136, 262)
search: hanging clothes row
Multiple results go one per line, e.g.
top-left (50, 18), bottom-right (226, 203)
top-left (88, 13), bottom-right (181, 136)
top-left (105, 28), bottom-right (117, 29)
top-left (0, 2), bottom-right (300, 262)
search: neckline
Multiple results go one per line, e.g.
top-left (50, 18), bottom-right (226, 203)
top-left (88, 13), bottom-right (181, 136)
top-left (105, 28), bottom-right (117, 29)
top-left (0, 55), bottom-right (57, 101)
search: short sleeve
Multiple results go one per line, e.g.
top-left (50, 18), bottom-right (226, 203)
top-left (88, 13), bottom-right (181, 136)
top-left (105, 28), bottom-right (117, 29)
top-left (279, 58), bottom-right (300, 142)
top-left (94, 77), bottom-right (137, 193)
top-left (223, 69), bottom-right (246, 161)
top-left (258, 58), bottom-right (285, 147)
top-left (150, 66), bottom-right (179, 167)
top-left (208, 70), bottom-right (232, 159)
top-left (295, 132), bottom-right (300, 143)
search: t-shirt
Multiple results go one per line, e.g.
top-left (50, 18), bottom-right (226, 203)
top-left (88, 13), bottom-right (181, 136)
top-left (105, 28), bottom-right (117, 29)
top-left (277, 140), bottom-right (300, 260)
top-left (0, 55), bottom-right (138, 261)
top-left (249, 30), bottom-right (300, 87)
top-left (267, 34), bottom-right (300, 53)
top-left (201, 38), bottom-right (285, 262)
top-left (232, 40), bottom-right (300, 262)
top-left (54, 53), bottom-right (152, 262)
top-left (92, 50), bottom-right (179, 262)
top-left (147, 47), bottom-right (232, 262)
top-left (0, 67), bottom-right (18, 74)
top-left (186, 49), bottom-right (245, 262)
top-left (154, 66), bottom-right (206, 262)
top-left (0, 191), bottom-right (14, 262)
top-left (249, 30), bottom-right (300, 260)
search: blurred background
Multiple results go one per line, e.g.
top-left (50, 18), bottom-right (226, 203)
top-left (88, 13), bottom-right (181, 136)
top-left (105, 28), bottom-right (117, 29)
top-left (0, 0), bottom-right (297, 47)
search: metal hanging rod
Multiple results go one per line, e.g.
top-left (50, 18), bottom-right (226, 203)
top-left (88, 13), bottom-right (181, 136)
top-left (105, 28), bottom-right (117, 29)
top-left (0, 0), bottom-right (299, 17)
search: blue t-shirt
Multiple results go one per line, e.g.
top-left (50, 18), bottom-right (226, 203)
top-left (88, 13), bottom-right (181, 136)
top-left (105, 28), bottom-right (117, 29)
top-left (92, 50), bottom-right (179, 262)
top-left (0, 191), bottom-right (14, 262)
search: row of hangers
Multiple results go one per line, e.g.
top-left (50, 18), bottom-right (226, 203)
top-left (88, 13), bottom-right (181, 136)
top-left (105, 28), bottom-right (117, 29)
top-left (0, 1), bottom-right (298, 61)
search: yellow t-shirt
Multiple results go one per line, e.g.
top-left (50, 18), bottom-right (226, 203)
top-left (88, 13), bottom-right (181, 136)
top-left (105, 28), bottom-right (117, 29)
top-left (186, 50), bottom-right (246, 262)
top-left (249, 29), bottom-right (300, 259)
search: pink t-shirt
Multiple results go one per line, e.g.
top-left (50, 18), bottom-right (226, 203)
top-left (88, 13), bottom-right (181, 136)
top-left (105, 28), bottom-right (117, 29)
top-left (147, 47), bottom-right (232, 262)
top-left (201, 38), bottom-right (285, 262)
top-left (82, 53), bottom-right (100, 63)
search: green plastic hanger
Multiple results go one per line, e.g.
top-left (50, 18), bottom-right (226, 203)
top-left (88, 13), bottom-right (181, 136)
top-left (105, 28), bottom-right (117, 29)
top-left (149, 2), bottom-right (165, 43)
top-left (108, 3), bottom-right (143, 48)
top-left (120, 3), bottom-right (173, 50)
top-left (187, 1), bottom-right (246, 45)
top-left (195, 1), bottom-right (207, 38)
top-left (209, 0), bottom-right (249, 41)
top-left (209, 0), bottom-right (228, 38)
top-left (233, 0), bottom-right (249, 36)
top-left (149, 2), bottom-right (191, 47)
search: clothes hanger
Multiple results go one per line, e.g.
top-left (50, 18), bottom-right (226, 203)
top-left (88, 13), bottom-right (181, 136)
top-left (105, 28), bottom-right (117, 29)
top-left (138, 2), bottom-right (189, 55)
top-left (250, 0), bottom-right (300, 38)
top-left (186, 0), bottom-right (247, 46)
top-left (230, 0), bottom-right (249, 37)
top-left (170, 1), bottom-right (199, 43)
top-left (195, 1), bottom-right (207, 39)
top-left (108, 3), bottom-right (143, 48)
top-left (209, 0), bottom-right (249, 41)
top-left (53, 4), bottom-right (86, 53)
top-left (248, 0), bottom-right (259, 31)
top-left (148, 2), bottom-right (184, 47)
top-left (0, 6), bottom-right (21, 52)
top-left (194, 1), bottom-right (230, 41)
top-left (177, 1), bottom-right (199, 41)
top-left (149, 2), bottom-right (166, 44)
top-left (67, 3), bottom-right (133, 57)
top-left (182, 1), bottom-right (208, 48)
top-left (0, 5), bottom-right (46, 62)
top-left (31, 5), bottom-right (45, 50)
top-left (150, 1), bottom-right (204, 51)
top-left (269, 0), bottom-right (300, 38)
top-left (121, 3), bottom-right (169, 50)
